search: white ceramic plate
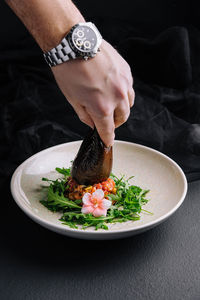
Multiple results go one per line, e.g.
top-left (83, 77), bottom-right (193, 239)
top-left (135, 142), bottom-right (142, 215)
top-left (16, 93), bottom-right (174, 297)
top-left (11, 141), bottom-right (187, 240)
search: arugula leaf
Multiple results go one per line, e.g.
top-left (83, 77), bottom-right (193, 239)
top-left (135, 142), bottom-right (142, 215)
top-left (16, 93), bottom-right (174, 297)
top-left (41, 185), bottom-right (81, 210)
top-left (61, 221), bottom-right (79, 229)
top-left (42, 177), bottom-right (66, 194)
top-left (60, 212), bottom-right (113, 230)
top-left (55, 167), bottom-right (71, 177)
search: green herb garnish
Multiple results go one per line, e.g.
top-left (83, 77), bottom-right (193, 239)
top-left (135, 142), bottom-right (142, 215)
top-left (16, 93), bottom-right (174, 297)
top-left (40, 168), bottom-right (152, 230)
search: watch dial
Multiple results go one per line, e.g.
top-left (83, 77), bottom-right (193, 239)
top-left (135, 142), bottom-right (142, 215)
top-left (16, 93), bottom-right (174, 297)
top-left (72, 26), bottom-right (97, 53)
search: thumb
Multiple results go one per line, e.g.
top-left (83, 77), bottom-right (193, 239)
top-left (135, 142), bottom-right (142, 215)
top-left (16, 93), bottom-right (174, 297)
top-left (92, 114), bottom-right (115, 147)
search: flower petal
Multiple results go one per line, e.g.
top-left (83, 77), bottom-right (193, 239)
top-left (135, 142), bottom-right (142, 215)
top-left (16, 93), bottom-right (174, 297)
top-left (91, 189), bottom-right (104, 201)
top-left (81, 205), bottom-right (94, 214)
top-left (102, 199), bottom-right (112, 209)
top-left (93, 207), bottom-right (107, 217)
top-left (82, 193), bottom-right (92, 205)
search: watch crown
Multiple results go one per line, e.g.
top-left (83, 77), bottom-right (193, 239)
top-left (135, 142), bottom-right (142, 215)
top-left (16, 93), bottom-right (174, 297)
top-left (84, 56), bottom-right (89, 60)
top-left (98, 48), bottom-right (101, 52)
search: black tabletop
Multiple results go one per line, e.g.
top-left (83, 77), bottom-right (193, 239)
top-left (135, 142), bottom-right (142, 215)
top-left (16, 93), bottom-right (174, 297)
top-left (1, 179), bottom-right (199, 300)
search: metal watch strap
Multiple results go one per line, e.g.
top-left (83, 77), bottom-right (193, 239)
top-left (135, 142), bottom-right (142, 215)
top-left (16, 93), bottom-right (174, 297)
top-left (43, 37), bottom-right (76, 67)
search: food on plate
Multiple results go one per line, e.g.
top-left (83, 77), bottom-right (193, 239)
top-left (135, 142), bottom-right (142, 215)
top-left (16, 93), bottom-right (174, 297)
top-left (71, 128), bottom-right (112, 185)
top-left (41, 167), bottom-right (151, 230)
top-left (65, 176), bottom-right (116, 200)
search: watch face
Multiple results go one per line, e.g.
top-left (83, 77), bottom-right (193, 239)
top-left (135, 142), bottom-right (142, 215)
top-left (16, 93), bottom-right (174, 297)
top-left (72, 25), bottom-right (97, 53)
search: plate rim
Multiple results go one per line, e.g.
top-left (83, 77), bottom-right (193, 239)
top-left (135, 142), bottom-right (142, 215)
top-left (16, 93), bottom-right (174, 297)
top-left (10, 140), bottom-right (188, 236)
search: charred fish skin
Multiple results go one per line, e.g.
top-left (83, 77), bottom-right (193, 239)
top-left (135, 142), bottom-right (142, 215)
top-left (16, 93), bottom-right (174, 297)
top-left (71, 128), bottom-right (113, 185)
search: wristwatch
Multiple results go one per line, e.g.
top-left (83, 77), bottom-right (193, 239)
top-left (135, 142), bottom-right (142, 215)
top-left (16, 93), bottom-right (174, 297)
top-left (43, 22), bottom-right (102, 67)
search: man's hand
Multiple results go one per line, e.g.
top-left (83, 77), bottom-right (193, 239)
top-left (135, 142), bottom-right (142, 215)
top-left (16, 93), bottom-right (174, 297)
top-left (6, 0), bottom-right (134, 146)
top-left (52, 40), bottom-right (134, 146)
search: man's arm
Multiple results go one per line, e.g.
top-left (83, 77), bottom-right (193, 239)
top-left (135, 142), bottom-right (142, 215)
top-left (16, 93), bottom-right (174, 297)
top-left (6, 0), bottom-right (84, 51)
top-left (6, 0), bottom-right (134, 146)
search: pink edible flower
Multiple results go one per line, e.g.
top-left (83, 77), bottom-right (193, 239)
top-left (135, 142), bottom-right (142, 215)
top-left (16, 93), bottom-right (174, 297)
top-left (81, 189), bottom-right (112, 217)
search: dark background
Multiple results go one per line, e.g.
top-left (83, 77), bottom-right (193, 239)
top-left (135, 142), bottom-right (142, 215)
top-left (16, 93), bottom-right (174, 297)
top-left (0, 1), bottom-right (200, 299)
top-left (1, 0), bottom-right (200, 181)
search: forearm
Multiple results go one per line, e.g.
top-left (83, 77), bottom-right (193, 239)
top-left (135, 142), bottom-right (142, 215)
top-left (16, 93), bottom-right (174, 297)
top-left (5, 0), bottom-right (85, 51)
top-left (6, 0), bottom-right (134, 147)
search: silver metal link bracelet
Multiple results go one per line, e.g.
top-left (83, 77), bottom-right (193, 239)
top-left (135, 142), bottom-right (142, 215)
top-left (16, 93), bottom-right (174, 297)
top-left (43, 37), bottom-right (76, 67)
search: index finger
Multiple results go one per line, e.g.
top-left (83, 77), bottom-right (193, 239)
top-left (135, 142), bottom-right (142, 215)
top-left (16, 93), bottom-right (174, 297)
top-left (92, 114), bottom-right (115, 147)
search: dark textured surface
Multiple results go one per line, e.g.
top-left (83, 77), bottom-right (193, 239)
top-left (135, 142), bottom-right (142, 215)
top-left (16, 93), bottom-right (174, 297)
top-left (0, 180), bottom-right (200, 300)
top-left (1, 17), bottom-right (200, 182)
